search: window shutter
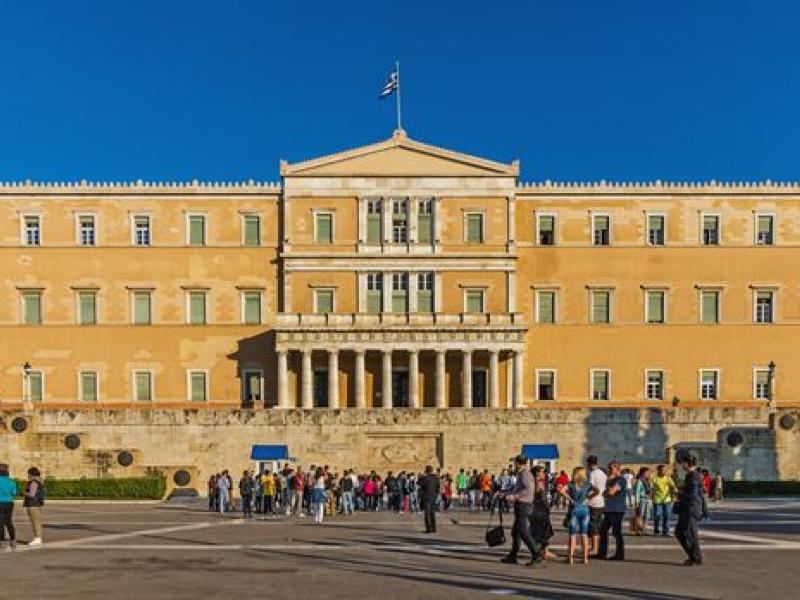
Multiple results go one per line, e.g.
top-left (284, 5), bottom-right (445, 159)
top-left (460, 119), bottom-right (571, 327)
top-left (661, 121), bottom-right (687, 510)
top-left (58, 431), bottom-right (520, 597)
top-left (702, 292), bottom-right (718, 323)
top-left (134, 292), bottom-right (151, 325)
top-left (595, 215), bottom-right (609, 230)
top-left (539, 216), bottom-right (554, 234)
top-left (367, 214), bottom-right (381, 243)
top-left (244, 293), bottom-right (261, 324)
top-left (189, 216), bottom-right (205, 245)
top-left (30, 373), bottom-right (43, 402)
top-left (189, 293), bottom-right (206, 324)
top-left (592, 292), bottom-right (609, 323)
top-left (593, 372), bottom-right (608, 397)
top-left (417, 289), bottom-right (433, 313)
top-left (540, 371), bottom-right (553, 386)
top-left (190, 373), bottom-right (206, 401)
top-left (82, 373), bottom-right (97, 402)
top-left (538, 292), bottom-right (554, 323)
top-left (392, 290), bottom-right (408, 313)
top-left (316, 291), bottom-right (333, 314)
top-left (466, 290), bottom-right (484, 313)
top-left (24, 294), bottom-right (41, 325)
top-left (758, 216), bottom-right (772, 233)
top-left (316, 214), bottom-right (332, 243)
top-left (648, 292), bottom-right (664, 322)
top-left (135, 373), bottom-right (151, 401)
top-left (366, 290), bottom-right (382, 314)
top-left (417, 213), bottom-right (432, 243)
top-left (243, 215), bottom-right (260, 246)
top-left (466, 214), bottom-right (483, 242)
top-left (80, 293), bottom-right (96, 325)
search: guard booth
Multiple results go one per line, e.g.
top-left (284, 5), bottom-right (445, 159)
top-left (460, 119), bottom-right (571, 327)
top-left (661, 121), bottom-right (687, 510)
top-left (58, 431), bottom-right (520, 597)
top-left (521, 444), bottom-right (560, 475)
top-left (250, 444), bottom-right (293, 475)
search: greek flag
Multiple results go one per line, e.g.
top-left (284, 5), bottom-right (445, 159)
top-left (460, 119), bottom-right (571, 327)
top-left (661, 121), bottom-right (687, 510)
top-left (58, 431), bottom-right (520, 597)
top-left (379, 69), bottom-right (399, 99)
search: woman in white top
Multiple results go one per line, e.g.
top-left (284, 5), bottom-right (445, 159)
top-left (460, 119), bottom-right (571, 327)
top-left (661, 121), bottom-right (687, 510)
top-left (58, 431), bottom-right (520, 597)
top-left (311, 468), bottom-right (327, 524)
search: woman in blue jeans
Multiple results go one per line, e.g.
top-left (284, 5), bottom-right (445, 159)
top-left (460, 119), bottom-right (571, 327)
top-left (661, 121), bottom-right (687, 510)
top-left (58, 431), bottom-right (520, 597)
top-left (558, 466), bottom-right (599, 565)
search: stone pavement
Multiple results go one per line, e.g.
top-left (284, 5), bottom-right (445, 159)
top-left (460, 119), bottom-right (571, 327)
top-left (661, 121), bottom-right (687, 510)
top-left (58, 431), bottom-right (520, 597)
top-left (2, 498), bottom-right (799, 599)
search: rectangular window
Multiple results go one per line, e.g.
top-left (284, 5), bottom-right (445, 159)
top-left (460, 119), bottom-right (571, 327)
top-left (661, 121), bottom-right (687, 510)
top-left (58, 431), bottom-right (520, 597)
top-left (700, 290), bottom-right (720, 324)
top-left (28, 371), bottom-right (43, 403)
top-left (647, 214), bottom-right (665, 246)
top-left (646, 290), bottom-right (665, 324)
top-left (78, 215), bottom-right (96, 246)
top-left (243, 291), bottom-right (262, 325)
top-left (465, 213), bottom-right (484, 243)
top-left (754, 369), bottom-right (770, 400)
top-left (133, 291), bottom-right (152, 325)
top-left (22, 292), bottom-right (42, 325)
top-left (699, 370), bottom-right (719, 400)
top-left (134, 371), bottom-right (153, 402)
top-left (590, 290), bottom-right (611, 324)
top-left (23, 215), bottom-right (41, 246)
top-left (536, 290), bottom-right (556, 324)
top-left (77, 291), bottom-right (97, 325)
top-left (188, 371), bottom-right (208, 402)
top-left (538, 214), bottom-right (555, 246)
top-left (315, 212), bottom-right (333, 244)
top-left (702, 215), bottom-right (720, 246)
top-left (242, 370), bottom-right (263, 406)
top-left (243, 214), bottom-right (261, 246)
top-left (646, 370), bottom-right (664, 400)
top-left (79, 371), bottom-right (98, 402)
top-left (133, 215), bottom-right (151, 246)
top-left (417, 272), bottom-right (434, 313)
top-left (755, 290), bottom-right (775, 323)
top-left (391, 199), bottom-right (408, 243)
top-left (366, 273), bottom-right (383, 314)
top-left (592, 214), bottom-right (610, 246)
top-left (465, 288), bottom-right (485, 314)
top-left (417, 199), bottom-right (433, 244)
top-left (391, 273), bottom-right (409, 313)
top-left (187, 214), bottom-right (206, 246)
top-left (756, 215), bottom-right (774, 245)
top-left (366, 200), bottom-right (382, 244)
top-left (537, 370), bottom-right (556, 401)
top-left (315, 289), bottom-right (334, 314)
top-left (591, 370), bottom-right (610, 400)
top-left (187, 291), bottom-right (207, 325)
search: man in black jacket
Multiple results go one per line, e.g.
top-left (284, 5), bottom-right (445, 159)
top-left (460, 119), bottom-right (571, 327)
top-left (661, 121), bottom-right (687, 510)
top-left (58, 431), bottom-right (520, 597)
top-left (675, 454), bottom-right (704, 566)
top-left (418, 465), bottom-right (440, 533)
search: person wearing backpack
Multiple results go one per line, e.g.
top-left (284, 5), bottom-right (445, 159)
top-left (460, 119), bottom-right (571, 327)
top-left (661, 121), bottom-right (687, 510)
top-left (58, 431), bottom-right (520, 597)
top-left (23, 467), bottom-right (45, 546)
top-left (0, 464), bottom-right (18, 550)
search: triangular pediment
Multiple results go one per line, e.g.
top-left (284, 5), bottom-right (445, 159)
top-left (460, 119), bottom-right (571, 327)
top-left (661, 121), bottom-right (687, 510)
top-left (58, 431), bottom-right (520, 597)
top-left (280, 130), bottom-right (519, 178)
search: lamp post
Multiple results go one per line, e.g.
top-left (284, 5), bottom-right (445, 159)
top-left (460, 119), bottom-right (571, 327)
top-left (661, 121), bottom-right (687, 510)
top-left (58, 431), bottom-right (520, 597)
top-left (22, 361), bottom-right (32, 410)
top-left (767, 360), bottom-right (776, 415)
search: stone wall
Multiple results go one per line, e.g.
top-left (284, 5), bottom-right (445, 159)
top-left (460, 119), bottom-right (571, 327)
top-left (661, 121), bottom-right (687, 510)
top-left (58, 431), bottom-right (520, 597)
top-left (1, 407), bottom-right (797, 489)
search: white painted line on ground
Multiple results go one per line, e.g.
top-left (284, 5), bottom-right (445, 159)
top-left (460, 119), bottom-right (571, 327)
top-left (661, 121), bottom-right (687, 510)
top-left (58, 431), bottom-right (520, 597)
top-left (699, 529), bottom-right (791, 545)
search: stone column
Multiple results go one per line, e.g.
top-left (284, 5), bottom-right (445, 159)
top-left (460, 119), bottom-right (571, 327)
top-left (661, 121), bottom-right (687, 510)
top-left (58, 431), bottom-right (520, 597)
top-left (301, 349), bottom-right (313, 409)
top-left (408, 349), bottom-right (419, 409)
top-left (462, 350), bottom-right (473, 408)
top-left (328, 349), bottom-right (339, 409)
top-left (435, 349), bottom-right (446, 408)
top-left (277, 349), bottom-right (289, 409)
top-left (489, 349), bottom-right (500, 409)
top-left (513, 350), bottom-right (525, 408)
top-left (354, 349), bottom-right (366, 409)
top-left (382, 349), bottom-right (392, 408)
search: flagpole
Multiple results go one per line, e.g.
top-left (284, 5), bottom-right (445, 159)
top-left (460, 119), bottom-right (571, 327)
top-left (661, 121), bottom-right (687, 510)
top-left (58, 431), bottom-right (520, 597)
top-left (395, 60), bottom-right (402, 131)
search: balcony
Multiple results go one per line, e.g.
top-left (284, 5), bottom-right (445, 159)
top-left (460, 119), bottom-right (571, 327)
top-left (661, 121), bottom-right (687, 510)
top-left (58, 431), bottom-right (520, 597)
top-left (276, 312), bottom-right (526, 329)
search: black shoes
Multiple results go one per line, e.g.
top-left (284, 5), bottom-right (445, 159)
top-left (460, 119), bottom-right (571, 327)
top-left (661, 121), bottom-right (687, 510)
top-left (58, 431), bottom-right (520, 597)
top-left (500, 556), bottom-right (518, 565)
top-left (682, 558), bottom-right (703, 567)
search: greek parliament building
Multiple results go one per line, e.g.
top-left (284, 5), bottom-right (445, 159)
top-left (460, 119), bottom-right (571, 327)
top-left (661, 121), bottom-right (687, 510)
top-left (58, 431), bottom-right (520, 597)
top-left (1, 129), bottom-right (799, 488)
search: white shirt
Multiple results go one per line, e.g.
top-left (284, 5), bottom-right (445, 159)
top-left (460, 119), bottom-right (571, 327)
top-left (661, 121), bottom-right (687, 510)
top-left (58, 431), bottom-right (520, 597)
top-left (587, 467), bottom-right (607, 509)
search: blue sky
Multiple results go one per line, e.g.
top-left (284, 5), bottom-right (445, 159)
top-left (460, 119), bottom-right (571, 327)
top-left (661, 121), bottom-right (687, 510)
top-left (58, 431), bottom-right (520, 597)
top-left (0, 1), bottom-right (798, 182)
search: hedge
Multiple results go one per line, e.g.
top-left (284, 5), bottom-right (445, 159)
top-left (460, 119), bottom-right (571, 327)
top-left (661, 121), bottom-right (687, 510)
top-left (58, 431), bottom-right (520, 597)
top-left (724, 481), bottom-right (800, 496)
top-left (13, 477), bottom-right (166, 500)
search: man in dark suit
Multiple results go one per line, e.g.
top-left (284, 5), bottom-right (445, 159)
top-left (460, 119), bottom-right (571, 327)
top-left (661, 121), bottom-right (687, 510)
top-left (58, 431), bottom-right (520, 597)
top-left (675, 454), bottom-right (704, 566)
top-left (418, 465), bottom-right (440, 533)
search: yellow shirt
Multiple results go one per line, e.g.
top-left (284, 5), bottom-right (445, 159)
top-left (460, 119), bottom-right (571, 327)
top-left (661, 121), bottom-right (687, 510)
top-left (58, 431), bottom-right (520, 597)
top-left (261, 475), bottom-right (275, 495)
top-left (651, 475), bottom-right (677, 504)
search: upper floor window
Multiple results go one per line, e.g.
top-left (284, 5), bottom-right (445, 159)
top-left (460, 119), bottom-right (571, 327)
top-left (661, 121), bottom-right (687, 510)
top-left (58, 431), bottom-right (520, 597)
top-left (26, 371), bottom-right (44, 403)
top-left (187, 214), bottom-right (206, 246)
top-left (537, 214), bottom-right (556, 246)
top-left (645, 370), bottom-right (664, 400)
top-left (646, 214), bottom-right (665, 246)
top-left (79, 371), bottom-right (99, 402)
top-left (188, 370), bottom-right (208, 402)
top-left (417, 272), bottom-right (434, 313)
top-left (242, 214), bottom-right (261, 246)
top-left (700, 290), bottom-right (720, 324)
top-left (645, 290), bottom-right (666, 324)
top-left (464, 288), bottom-right (485, 314)
top-left (366, 273), bottom-right (383, 314)
top-left (315, 212), bottom-right (333, 244)
top-left (77, 290), bottom-right (97, 325)
top-left (391, 199), bottom-right (408, 243)
top-left (23, 215), bottom-right (41, 246)
top-left (536, 370), bottom-right (556, 401)
top-left (590, 290), bottom-right (611, 324)
top-left (592, 214), bottom-right (610, 246)
top-left (133, 215), bottom-right (151, 246)
top-left (753, 369), bottom-right (771, 400)
top-left (702, 215), bottom-right (720, 246)
top-left (465, 213), bottom-right (484, 244)
top-left (22, 291), bottom-right (42, 325)
top-left (366, 200), bottom-right (382, 244)
top-left (77, 215), bottom-right (96, 246)
top-left (591, 369), bottom-right (610, 400)
top-left (417, 199), bottom-right (433, 244)
top-left (536, 290), bottom-right (556, 324)
top-left (187, 290), bottom-right (208, 325)
top-left (314, 289), bottom-right (334, 314)
top-left (133, 371), bottom-right (153, 402)
top-left (132, 290), bottom-right (152, 325)
top-left (242, 291), bottom-right (262, 325)
top-left (756, 214), bottom-right (774, 246)
top-left (391, 273), bottom-right (409, 313)
top-left (699, 369), bottom-right (719, 400)
top-left (754, 290), bottom-right (775, 323)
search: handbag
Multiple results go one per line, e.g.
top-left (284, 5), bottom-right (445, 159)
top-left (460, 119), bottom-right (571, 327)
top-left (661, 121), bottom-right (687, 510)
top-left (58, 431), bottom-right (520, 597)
top-left (485, 499), bottom-right (506, 547)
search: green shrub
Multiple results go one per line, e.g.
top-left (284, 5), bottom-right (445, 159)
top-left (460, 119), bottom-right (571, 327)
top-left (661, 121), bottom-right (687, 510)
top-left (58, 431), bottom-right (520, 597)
top-left (12, 477), bottom-right (166, 500)
top-left (724, 481), bottom-right (800, 496)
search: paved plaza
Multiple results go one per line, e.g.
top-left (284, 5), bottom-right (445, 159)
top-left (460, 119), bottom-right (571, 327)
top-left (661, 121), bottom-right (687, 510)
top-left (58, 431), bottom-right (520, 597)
top-left (3, 498), bottom-right (799, 599)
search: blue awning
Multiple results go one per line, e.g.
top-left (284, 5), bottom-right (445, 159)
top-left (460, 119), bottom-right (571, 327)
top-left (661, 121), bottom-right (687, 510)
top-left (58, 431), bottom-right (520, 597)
top-left (521, 444), bottom-right (560, 460)
top-left (250, 445), bottom-right (289, 461)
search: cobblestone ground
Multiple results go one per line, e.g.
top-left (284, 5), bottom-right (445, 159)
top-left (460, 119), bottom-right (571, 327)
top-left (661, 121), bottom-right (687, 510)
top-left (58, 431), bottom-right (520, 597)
top-left (2, 497), bottom-right (799, 599)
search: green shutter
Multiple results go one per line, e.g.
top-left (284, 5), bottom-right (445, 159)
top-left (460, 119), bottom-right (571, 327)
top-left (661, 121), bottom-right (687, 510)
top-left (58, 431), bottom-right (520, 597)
top-left (417, 213), bottom-right (432, 243)
top-left (466, 290), bottom-right (484, 313)
top-left (592, 292), bottom-right (609, 323)
top-left (81, 373), bottom-right (97, 402)
top-left (316, 290), bottom-right (333, 314)
top-left (316, 213), bottom-right (333, 243)
top-left (466, 214), bottom-right (483, 243)
top-left (190, 372), bottom-right (206, 402)
top-left (134, 292), bottom-right (151, 325)
top-left (758, 216), bottom-right (772, 233)
top-left (244, 292), bottom-right (261, 324)
top-left (366, 290), bottom-right (382, 314)
top-left (188, 216), bottom-right (205, 245)
top-left (702, 292), bottom-right (718, 323)
top-left (417, 289), bottom-right (433, 313)
top-left (593, 372), bottom-right (608, 398)
top-left (29, 373), bottom-right (43, 402)
top-left (367, 214), bottom-right (381, 243)
top-left (135, 372), bottom-right (152, 402)
top-left (189, 292), bottom-right (206, 324)
top-left (243, 215), bottom-right (260, 246)
top-left (392, 291), bottom-right (408, 313)
top-left (79, 292), bottom-right (96, 325)
top-left (24, 294), bottom-right (41, 325)
top-left (648, 292), bottom-right (664, 323)
top-left (538, 292), bottom-right (555, 323)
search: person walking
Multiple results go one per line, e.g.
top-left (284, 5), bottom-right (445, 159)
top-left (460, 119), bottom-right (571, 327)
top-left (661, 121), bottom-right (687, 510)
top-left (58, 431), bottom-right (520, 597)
top-left (713, 472), bottom-right (724, 503)
top-left (558, 466), bottom-right (599, 564)
top-left (311, 467), bottom-right (327, 525)
top-left (418, 465), bottom-right (440, 534)
top-left (652, 464), bottom-right (678, 536)
top-left (597, 460), bottom-right (627, 561)
top-left (0, 464), bottom-right (17, 550)
top-left (633, 467), bottom-right (653, 536)
top-left (216, 471), bottom-right (231, 517)
top-left (586, 455), bottom-right (607, 556)
top-left (530, 465), bottom-right (555, 559)
top-left (675, 454), bottom-right (704, 566)
top-left (23, 467), bottom-right (45, 546)
top-left (500, 456), bottom-right (542, 566)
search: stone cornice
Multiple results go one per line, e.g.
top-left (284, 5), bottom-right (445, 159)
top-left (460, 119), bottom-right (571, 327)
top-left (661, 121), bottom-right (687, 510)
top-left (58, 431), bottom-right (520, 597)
top-left (517, 180), bottom-right (800, 195)
top-left (0, 180), bottom-right (281, 195)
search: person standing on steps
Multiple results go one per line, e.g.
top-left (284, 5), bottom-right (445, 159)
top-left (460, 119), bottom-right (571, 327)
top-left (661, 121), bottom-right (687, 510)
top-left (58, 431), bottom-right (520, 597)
top-left (419, 465), bottom-right (440, 534)
top-left (499, 455), bottom-right (542, 567)
top-left (675, 454), bottom-right (704, 566)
